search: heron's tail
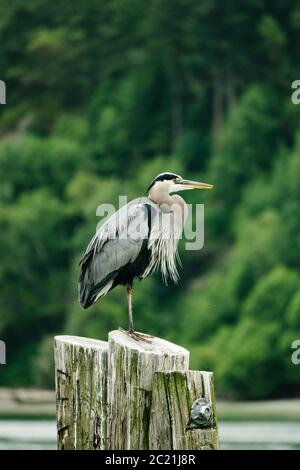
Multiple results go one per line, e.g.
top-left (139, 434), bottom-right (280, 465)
top-left (78, 263), bottom-right (94, 309)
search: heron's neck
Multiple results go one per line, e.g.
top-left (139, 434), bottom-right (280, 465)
top-left (148, 186), bottom-right (174, 207)
top-left (148, 187), bottom-right (187, 216)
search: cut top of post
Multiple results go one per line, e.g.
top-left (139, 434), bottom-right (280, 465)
top-left (108, 330), bottom-right (189, 357)
top-left (55, 335), bottom-right (108, 351)
top-left (108, 330), bottom-right (189, 392)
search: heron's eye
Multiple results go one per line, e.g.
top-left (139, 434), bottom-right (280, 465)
top-left (174, 177), bottom-right (181, 183)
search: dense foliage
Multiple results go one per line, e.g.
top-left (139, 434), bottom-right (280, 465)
top-left (0, 0), bottom-right (300, 398)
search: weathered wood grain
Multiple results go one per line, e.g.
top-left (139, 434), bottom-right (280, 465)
top-left (54, 332), bottom-right (219, 450)
top-left (107, 330), bottom-right (189, 450)
top-left (54, 335), bottom-right (108, 450)
top-left (149, 370), bottom-right (219, 450)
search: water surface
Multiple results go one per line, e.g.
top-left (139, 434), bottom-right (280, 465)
top-left (0, 420), bottom-right (299, 450)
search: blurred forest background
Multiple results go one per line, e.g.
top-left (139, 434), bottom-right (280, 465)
top-left (0, 0), bottom-right (300, 400)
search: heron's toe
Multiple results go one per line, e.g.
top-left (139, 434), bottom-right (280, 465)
top-left (118, 327), bottom-right (153, 343)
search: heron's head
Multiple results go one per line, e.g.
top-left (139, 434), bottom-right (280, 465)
top-left (148, 172), bottom-right (213, 196)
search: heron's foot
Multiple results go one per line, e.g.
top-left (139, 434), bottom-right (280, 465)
top-left (118, 327), bottom-right (153, 343)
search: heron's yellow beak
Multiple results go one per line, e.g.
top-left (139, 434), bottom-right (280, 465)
top-left (181, 179), bottom-right (214, 190)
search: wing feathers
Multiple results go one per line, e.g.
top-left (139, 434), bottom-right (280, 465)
top-left (78, 198), bottom-right (152, 308)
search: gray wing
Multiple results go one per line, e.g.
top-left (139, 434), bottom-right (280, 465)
top-left (78, 198), bottom-right (153, 309)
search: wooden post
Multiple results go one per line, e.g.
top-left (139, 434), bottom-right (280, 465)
top-left (149, 370), bottom-right (219, 449)
top-left (108, 330), bottom-right (189, 449)
top-left (54, 336), bottom-right (108, 450)
top-left (54, 331), bottom-right (219, 450)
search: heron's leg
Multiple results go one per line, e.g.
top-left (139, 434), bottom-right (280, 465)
top-left (127, 283), bottom-right (134, 333)
top-left (119, 284), bottom-right (153, 342)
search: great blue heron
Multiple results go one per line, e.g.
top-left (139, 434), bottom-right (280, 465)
top-left (78, 172), bottom-right (213, 338)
